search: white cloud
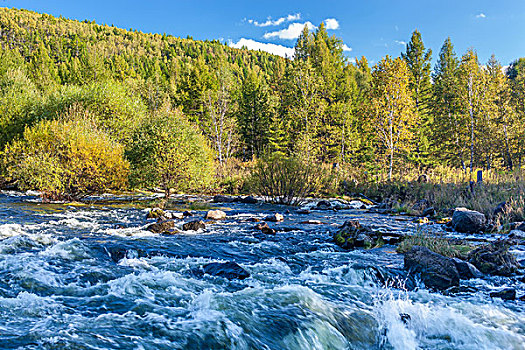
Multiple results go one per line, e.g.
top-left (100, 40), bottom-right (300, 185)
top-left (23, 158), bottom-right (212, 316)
top-left (342, 44), bottom-right (352, 52)
top-left (248, 13), bottom-right (301, 27)
top-left (324, 18), bottom-right (339, 30)
top-left (263, 22), bottom-right (315, 40)
top-left (476, 13), bottom-right (486, 18)
top-left (229, 38), bottom-right (295, 58)
top-left (395, 40), bottom-right (407, 46)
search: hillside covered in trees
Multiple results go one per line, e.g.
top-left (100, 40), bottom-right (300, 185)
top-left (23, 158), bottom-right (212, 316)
top-left (0, 7), bottom-right (524, 199)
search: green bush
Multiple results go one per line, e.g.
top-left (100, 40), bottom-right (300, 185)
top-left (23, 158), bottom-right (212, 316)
top-left (0, 68), bottom-right (42, 148)
top-left (126, 107), bottom-right (214, 197)
top-left (249, 155), bottom-right (326, 205)
top-left (1, 107), bottom-right (129, 200)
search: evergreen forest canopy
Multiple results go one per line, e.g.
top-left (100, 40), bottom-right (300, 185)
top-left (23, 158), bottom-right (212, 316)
top-left (0, 7), bottom-right (524, 198)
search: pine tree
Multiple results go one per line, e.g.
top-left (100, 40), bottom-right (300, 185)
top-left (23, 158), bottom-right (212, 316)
top-left (432, 38), bottom-right (465, 169)
top-left (401, 30), bottom-right (432, 164)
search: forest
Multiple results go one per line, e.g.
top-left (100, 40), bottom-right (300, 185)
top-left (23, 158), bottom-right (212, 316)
top-left (0, 7), bottom-right (524, 208)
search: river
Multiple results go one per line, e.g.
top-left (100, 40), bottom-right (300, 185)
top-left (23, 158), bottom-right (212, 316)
top-left (0, 191), bottom-right (523, 349)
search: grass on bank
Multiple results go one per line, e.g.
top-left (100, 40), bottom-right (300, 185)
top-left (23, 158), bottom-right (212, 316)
top-left (397, 230), bottom-right (474, 259)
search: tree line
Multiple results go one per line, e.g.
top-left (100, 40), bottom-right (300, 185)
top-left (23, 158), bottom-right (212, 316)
top-left (0, 7), bottom-right (524, 197)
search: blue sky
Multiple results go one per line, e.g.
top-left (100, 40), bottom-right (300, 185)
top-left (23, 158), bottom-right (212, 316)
top-left (2, 0), bottom-right (524, 65)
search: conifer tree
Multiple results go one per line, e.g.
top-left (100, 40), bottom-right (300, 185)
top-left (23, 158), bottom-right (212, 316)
top-left (401, 30), bottom-right (432, 164)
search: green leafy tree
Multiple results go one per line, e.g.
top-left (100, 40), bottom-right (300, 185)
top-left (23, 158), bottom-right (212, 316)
top-left (126, 106), bottom-right (214, 198)
top-left (369, 56), bottom-right (415, 180)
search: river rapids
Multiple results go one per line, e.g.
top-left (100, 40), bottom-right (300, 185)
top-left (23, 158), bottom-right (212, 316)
top-left (0, 191), bottom-right (523, 349)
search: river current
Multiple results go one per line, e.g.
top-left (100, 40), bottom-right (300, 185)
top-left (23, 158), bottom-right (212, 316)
top-left (0, 191), bottom-right (523, 349)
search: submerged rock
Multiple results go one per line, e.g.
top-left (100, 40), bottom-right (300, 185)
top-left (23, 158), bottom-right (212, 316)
top-left (467, 240), bottom-right (519, 276)
top-left (182, 220), bottom-right (206, 231)
top-left (451, 208), bottom-right (487, 233)
top-left (490, 288), bottom-right (516, 301)
top-left (256, 222), bottom-right (276, 235)
top-left (206, 210), bottom-right (227, 220)
top-left (404, 246), bottom-right (460, 290)
top-left (146, 220), bottom-right (175, 234)
top-left (265, 213), bottom-right (284, 222)
top-left (202, 262), bottom-right (250, 280)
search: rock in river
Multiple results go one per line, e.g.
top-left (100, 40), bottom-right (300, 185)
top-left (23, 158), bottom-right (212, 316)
top-left (467, 240), bottom-right (519, 276)
top-left (490, 288), bottom-right (516, 301)
top-left (334, 219), bottom-right (385, 249)
top-left (146, 207), bottom-right (165, 219)
top-left (451, 208), bottom-right (487, 233)
top-left (147, 219), bottom-right (175, 234)
top-left (206, 210), bottom-right (227, 220)
top-left (182, 220), bottom-right (206, 231)
top-left (265, 213), bottom-right (284, 222)
top-left (256, 222), bottom-right (276, 235)
top-left (202, 262), bottom-right (250, 280)
top-left (404, 246), bottom-right (460, 290)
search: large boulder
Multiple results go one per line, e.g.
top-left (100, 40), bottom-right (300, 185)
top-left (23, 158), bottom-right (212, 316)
top-left (467, 240), bottom-right (519, 276)
top-left (206, 210), bottom-right (227, 220)
top-left (451, 208), bottom-right (487, 233)
top-left (404, 246), bottom-right (460, 290)
top-left (202, 262), bottom-right (250, 280)
top-left (147, 220), bottom-right (175, 234)
top-left (182, 220), bottom-right (206, 231)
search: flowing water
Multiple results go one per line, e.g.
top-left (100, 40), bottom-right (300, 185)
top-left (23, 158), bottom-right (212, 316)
top-left (0, 191), bottom-right (523, 350)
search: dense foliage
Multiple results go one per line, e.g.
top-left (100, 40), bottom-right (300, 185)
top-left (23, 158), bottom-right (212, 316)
top-left (1, 7), bottom-right (525, 199)
top-left (1, 107), bottom-right (129, 200)
top-left (126, 107), bottom-right (214, 197)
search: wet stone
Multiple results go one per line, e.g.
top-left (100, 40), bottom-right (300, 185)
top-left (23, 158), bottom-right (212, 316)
top-left (202, 262), bottom-right (250, 280)
top-left (490, 288), bottom-right (516, 301)
top-left (182, 220), bottom-right (206, 231)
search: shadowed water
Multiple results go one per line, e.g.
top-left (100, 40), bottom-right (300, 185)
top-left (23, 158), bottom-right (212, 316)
top-left (0, 192), bottom-right (523, 350)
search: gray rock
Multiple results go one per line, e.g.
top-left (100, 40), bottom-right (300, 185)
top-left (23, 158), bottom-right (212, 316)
top-left (240, 196), bottom-right (258, 204)
top-left (468, 240), bottom-right (519, 276)
top-left (206, 210), bottom-right (227, 220)
top-left (265, 213), bottom-right (284, 222)
top-left (182, 220), bottom-right (206, 231)
top-left (451, 208), bottom-right (487, 233)
top-left (256, 222), bottom-right (276, 235)
top-left (490, 288), bottom-right (516, 301)
top-left (213, 195), bottom-right (235, 203)
top-left (404, 246), bottom-right (460, 290)
top-left (421, 207), bottom-right (436, 217)
top-left (202, 262), bottom-right (250, 280)
top-left (146, 208), bottom-right (165, 219)
top-left (147, 220), bottom-right (175, 234)
top-left (452, 258), bottom-right (483, 279)
top-left (334, 220), bottom-right (380, 250)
